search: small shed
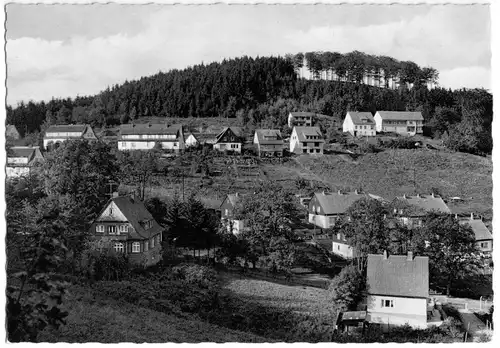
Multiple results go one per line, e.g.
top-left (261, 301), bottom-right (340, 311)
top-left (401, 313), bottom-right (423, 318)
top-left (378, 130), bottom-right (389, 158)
top-left (335, 311), bottom-right (367, 333)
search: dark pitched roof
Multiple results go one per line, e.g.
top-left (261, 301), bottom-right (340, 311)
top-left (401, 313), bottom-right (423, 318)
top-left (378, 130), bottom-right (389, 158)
top-left (367, 253), bottom-right (429, 298)
top-left (459, 219), bottom-right (493, 241)
top-left (293, 126), bottom-right (325, 142)
top-left (311, 191), bottom-right (382, 215)
top-left (119, 123), bottom-right (181, 136)
top-left (215, 127), bottom-right (243, 143)
top-left (376, 111), bottom-right (424, 121)
top-left (45, 124), bottom-right (90, 136)
top-left (347, 112), bottom-right (375, 125)
top-left (395, 194), bottom-right (451, 216)
top-left (99, 196), bottom-right (163, 240)
top-left (290, 111), bottom-right (315, 118)
top-left (254, 129), bottom-right (284, 145)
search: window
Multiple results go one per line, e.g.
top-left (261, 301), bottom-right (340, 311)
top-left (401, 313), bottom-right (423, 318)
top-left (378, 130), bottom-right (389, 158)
top-left (132, 242), bottom-right (141, 253)
top-left (108, 226), bottom-right (118, 234)
top-left (114, 242), bottom-right (124, 253)
top-left (225, 209), bottom-right (229, 216)
top-left (480, 242), bottom-right (489, 249)
top-left (303, 149), bottom-right (307, 154)
top-left (174, 142), bottom-right (178, 147)
top-left (96, 225), bottom-right (104, 233)
top-left (144, 241), bottom-right (149, 251)
top-left (315, 142), bottom-right (319, 147)
top-left (120, 225), bottom-right (128, 233)
top-left (109, 207), bottom-right (113, 215)
top-left (381, 299), bottom-right (394, 308)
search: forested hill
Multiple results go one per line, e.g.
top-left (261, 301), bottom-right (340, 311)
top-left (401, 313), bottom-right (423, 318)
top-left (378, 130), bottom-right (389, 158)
top-left (6, 54), bottom-right (493, 154)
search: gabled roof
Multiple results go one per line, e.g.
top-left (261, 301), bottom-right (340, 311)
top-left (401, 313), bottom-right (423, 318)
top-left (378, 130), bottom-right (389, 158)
top-left (254, 129), bottom-right (284, 145)
top-left (97, 196), bottom-right (163, 240)
top-left (290, 111), bottom-right (315, 118)
top-left (215, 127), bottom-right (243, 143)
top-left (293, 126), bottom-right (325, 142)
top-left (45, 124), bottom-right (88, 134)
top-left (222, 193), bottom-right (244, 208)
top-left (119, 123), bottom-right (182, 136)
top-left (311, 191), bottom-right (380, 215)
top-left (346, 112), bottom-right (375, 125)
top-left (376, 111), bottom-right (424, 121)
top-left (395, 194), bottom-right (451, 216)
top-left (459, 219), bottom-right (493, 241)
top-left (8, 146), bottom-right (38, 159)
top-left (194, 133), bottom-right (217, 144)
top-left (367, 253), bottom-right (429, 298)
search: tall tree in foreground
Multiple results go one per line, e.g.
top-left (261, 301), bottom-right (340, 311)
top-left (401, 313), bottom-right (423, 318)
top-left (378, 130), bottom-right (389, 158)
top-left (413, 213), bottom-right (483, 296)
top-left (42, 140), bottom-right (118, 220)
top-left (329, 265), bottom-right (366, 311)
top-left (336, 197), bottom-right (391, 270)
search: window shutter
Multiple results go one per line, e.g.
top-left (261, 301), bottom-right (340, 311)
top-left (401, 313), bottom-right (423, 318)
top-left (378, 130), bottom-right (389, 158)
top-left (381, 299), bottom-right (384, 307)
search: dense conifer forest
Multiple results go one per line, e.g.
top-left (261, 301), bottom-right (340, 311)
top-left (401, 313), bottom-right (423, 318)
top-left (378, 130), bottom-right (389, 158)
top-left (6, 54), bottom-right (493, 154)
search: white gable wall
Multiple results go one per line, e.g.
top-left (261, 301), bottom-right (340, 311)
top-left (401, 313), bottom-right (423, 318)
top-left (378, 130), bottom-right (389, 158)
top-left (96, 201), bottom-right (128, 222)
top-left (342, 113), bottom-right (355, 135)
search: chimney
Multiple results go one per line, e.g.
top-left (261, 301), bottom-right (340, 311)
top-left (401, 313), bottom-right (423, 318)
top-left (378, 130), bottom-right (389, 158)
top-left (470, 212), bottom-right (474, 220)
top-left (407, 251), bottom-right (413, 261)
top-left (431, 192), bottom-right (435, 198)
top-left (383, 250), bottom-right (388, 260)
top-left (112, 192), bottom-right (119, 198)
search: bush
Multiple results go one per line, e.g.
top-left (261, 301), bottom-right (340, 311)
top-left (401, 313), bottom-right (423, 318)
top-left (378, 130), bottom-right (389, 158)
top-left (172, 263), bottom-right (218, 289)
top-left (328, 265), bottom-right (365, 311)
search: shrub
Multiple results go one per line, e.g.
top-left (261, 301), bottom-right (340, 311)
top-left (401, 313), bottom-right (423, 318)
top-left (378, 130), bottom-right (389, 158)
top-left (328, 265), bottom-right (365, 311)
top-left (172, 263), bottom-right (218, 289)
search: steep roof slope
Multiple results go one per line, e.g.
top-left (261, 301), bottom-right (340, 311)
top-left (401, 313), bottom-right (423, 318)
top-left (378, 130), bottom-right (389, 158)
top-left (367, 253), bottom-right (429, 298)
top-left (347, 111), bottom-right (375, 125)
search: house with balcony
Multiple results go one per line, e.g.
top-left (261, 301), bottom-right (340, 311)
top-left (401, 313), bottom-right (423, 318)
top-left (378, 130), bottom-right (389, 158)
top-left (6, 146), bottom-right (45, 178)
top-left (394, 193), bottom-right (451, 228)
top-left (118, 123), bottom-right (185, 151)
top-left (88, 194), bottom-right (163, 266)
top-left (288, 112), bottom-right (314, 128)
top-left (374, 111), bottom-right (424, 136)
top-left (290, 126), bottom-right (325, 155)
top-left (43, 124), bottom-right (97, 150)
top-left (253, 129), bottom-right (284, 157)
top-left (342, 112), bottom-right (376, 137)
top-left (213, 127), bottom-right (243, 154)
top-left (366, 251), bottom-right (429, 330)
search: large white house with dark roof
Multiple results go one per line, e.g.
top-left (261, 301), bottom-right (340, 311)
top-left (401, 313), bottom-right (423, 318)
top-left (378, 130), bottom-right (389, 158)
top-left (366, 251), bottom-right (429, 330)
top-left (374, 111), bottom-right (424, 136)
top-left (118, 123), bottom-right (185, 151)
top-left (43, 124), bottom-right (97, 150)
top-left (290, 126), bottom-right (325, 155)
top-left (342, 111), bottom-right (376, 137)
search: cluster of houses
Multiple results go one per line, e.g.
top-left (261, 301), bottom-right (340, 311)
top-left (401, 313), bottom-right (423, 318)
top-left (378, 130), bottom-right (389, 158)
top-left (220, 189), bottom-right (493, 262)
top-left (5, 109), bottom-right (424, 178)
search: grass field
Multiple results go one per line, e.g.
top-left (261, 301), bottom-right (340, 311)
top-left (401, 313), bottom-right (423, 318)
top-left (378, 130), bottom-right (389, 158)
top-left (38, 284), bottom-right (268, 343)
top-left (292, 149), bottom-right (492, 218)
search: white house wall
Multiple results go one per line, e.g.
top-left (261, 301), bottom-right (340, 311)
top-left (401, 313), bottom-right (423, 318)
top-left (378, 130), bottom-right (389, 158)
top-left (332, 241), bottom-right (354, 258)
top-left (367, 295), bottom-right (427, 329)
top-left (6, 166), bottom-right (30, 178)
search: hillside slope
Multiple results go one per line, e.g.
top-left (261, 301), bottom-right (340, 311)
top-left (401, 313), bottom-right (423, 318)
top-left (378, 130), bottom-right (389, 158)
top-left (38, 285), bottom-right (269, 343)
top-left (293, 149), bottom-right (492, 217)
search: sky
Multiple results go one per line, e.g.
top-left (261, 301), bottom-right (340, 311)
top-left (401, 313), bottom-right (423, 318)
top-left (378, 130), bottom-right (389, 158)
top-left (5, 3), bottom-right (491, 105)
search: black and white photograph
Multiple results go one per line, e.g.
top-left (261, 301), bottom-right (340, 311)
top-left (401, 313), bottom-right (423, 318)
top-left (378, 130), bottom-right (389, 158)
top-left (2, 0), bottom-right (496, 344)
